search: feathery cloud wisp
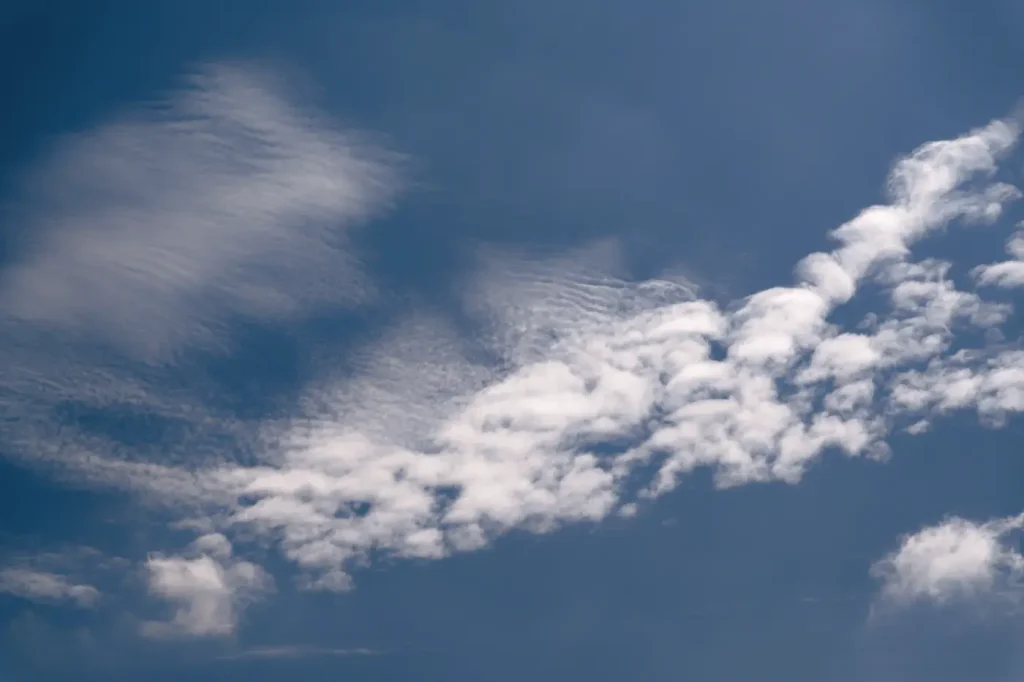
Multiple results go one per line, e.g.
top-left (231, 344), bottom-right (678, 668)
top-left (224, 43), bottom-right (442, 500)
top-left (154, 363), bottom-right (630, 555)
top-left (218, 645), bottom-right (382, 660)
top-left (974, 222), bottom-right (1024, 289)
top-left (0, 62), bottom-right (402, 490)
top-left (0, 63), bottom-right (398, 363)
top-left (0, 568), bottom-right (100, 608)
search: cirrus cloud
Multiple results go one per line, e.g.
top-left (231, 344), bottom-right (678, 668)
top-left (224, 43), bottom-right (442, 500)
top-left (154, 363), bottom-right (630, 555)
top-left (0, 568), bottom-right (100, 609)
top-left (0, 63), bottom-right (399, 363)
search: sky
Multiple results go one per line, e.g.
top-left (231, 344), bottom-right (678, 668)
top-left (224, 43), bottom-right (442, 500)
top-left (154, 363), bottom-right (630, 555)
top-left (2, 1), bottom-right (1024, 680)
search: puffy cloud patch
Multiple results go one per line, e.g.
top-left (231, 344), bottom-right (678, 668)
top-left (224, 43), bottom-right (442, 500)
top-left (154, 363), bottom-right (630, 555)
top-left (2, 68), bottom-right (1024, 632)
top-left (143, 533), bottom-right (271, 638)
top-left (872, 515), bottom-right (1024, 604)
top-left (193, 114), bottom-right (1024, 590)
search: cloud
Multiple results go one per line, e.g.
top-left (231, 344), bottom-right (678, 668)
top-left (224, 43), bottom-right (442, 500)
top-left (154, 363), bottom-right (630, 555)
top-left (192, 113), bottom-right (1024, 590)
top-left (871, 515), bottom-right (1024, 605)
top-left (0, 62), bottom-right (398, 363)
top-left (218, 645), bottom-right (382, 660)
top-left (0, 568), bottom-right (100, 608)
top-left (974, 221), bottom-right (1024, 289)
top-left (142, 533), bottom-right (271, 638)
top-left (2, 64), bottom-right (1024, 633)
top-left (0, 62), bottom-right (402, 490)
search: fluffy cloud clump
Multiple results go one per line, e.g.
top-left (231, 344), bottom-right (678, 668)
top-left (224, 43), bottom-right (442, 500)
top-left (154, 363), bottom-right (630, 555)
top-left (201, 113), bottom-right (1024, 594)
top-left (2, 62), bottom-right (1024, 633)
top-left (143, 533), bottom-right (271, 638)
top-left (872, 515), bottom-right (1024, 604)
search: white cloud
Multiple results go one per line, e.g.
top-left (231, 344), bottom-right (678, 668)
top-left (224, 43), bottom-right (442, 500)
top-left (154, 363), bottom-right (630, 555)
top-left (3, 65), bottom-right (1024, 632)
top-left (0, 62), bottom-right (401, 491)
top-left (142, 533), bottom-right (271, 638)
top-left (0, 568), bottom-right (100, 608)
top-left (192, 114), bottom-right (1024, 590)
top-left (974, 222), bottom-right (1024, 289)
top-left (872, 515), bottom-right (1024, 604)
top-left (0, 63), bottom-right (398, 363)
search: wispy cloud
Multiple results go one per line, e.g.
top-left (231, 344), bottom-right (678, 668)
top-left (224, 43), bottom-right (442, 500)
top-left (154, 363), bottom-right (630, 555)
top-left (0, 63), bottom-right (398, 362)
top-left (218, 645), bottom-right (383, 660)
top-left (974, 221), bottom-right (1024, 289)
top-left (0, 62), bottom-right (402, 490)
top-left (0, 568), bottom-right (100, 608)
top-left (871, 515), bottom-right (1024, 605)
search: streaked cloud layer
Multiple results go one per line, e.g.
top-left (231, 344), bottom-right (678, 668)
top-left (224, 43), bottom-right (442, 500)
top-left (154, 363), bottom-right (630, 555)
top-left (1, 62), bottom-right (1023, 635)
top-left (0, 63), bottom-right (401, 491)
top-left (0, 568), bottom-right (99, 608)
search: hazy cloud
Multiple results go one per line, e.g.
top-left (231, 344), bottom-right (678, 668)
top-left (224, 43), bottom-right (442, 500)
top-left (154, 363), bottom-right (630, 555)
top-left (143, 533), bottom-right (271, 638)
top-left (0, 63), bottom-right (398, 362)
top-left (218, 645), bottom-right (382, 660)
top-left (974, 222), bottom-right (1024, 289)
top-left (0, 568), bottom-right (100, 608)
top-left (0, 61), bottom-right (402, 489)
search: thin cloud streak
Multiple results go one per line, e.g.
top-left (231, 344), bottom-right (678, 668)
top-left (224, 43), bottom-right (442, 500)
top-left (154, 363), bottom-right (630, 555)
top-left (218, 645), bottom-right (383, 660)
top-left (974, 222), bottom-right (1024, 289)
top-left (0, 568), bottom-right (100, 608)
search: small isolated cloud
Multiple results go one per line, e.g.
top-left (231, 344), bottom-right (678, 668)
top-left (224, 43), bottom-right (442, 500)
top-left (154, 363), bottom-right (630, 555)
top-left (142, 534), bottom-right (271, 638)
top-left (0, 568), bottom-right (100, 608)
top-left (872, 515), bottom-right (1024, 605)
top-left (974, 222), bottom-right (1024, 289)
top-left (218, 645), bottom-right (382, 660)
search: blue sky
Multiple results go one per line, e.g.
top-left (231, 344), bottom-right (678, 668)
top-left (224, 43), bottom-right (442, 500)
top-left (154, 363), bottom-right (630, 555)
top-left (2, 1), bottom-right (1024, 680)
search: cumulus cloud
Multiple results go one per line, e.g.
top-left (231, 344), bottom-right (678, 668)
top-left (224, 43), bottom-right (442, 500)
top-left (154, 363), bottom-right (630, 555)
top-left (3, 65), bottom-right (1024, 631)
top-left (0, 568), bottom-right (100, 608)
top-left (190, 113), bottom-right (1024, 590)
top-left (142, 533), bottom-right (271, 638)
top-left (872, 515), bottom-right (1024, 604)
